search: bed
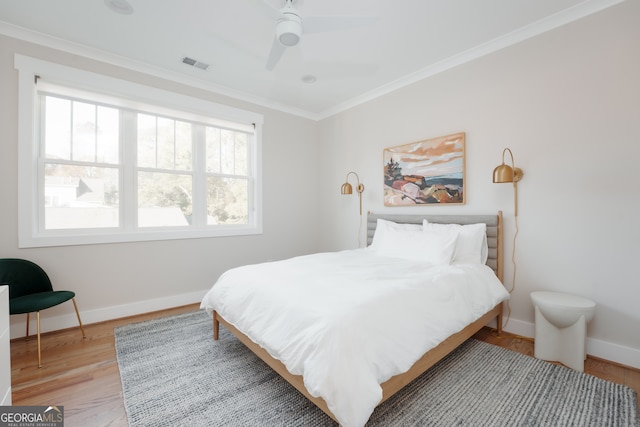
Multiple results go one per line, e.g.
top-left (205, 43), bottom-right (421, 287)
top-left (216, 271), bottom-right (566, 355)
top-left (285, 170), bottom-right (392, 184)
top-left (201, 212), bottom-right (509, 427)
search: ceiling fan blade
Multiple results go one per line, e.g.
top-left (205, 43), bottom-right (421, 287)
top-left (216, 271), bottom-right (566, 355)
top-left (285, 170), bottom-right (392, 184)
top-left (243, 0), bottom-right (280, 21)
top-left (266, 37), bottom-right (287, 70)
top-left (303, 15), bottom-right (377, 34)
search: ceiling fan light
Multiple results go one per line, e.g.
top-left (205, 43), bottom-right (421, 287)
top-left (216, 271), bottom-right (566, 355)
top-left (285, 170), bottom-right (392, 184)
top-left (277, 16), bottom-right (302, 47)
top-left (280, 33), bottom-right (299, 47)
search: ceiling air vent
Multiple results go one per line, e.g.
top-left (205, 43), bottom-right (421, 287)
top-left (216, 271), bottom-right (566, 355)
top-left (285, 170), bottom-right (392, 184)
top-left (182, 57), bottom-right (210, 71)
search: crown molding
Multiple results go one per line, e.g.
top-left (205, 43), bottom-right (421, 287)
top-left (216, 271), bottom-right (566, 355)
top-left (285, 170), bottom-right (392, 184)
top-left (317, 0), bottom-right (624, 120)
top-left (1, 0), bottom-right (623, 122)
top-left (0, 21), bottom-right (321, 121)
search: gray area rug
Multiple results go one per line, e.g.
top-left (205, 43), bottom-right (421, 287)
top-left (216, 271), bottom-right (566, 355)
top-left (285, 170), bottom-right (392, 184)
top-left (115, 310), bottom-right (639, 426)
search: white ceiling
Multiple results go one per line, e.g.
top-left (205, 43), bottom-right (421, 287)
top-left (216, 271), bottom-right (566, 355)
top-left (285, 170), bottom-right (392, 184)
top-left (0, 0), bottom-right (621, 119)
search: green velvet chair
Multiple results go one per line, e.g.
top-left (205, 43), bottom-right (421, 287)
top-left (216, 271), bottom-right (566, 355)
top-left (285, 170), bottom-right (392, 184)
top-left (0, 258), bottom-right (85, 368)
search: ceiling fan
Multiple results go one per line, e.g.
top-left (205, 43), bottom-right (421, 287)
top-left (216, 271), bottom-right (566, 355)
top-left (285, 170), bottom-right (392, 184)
top-left (247, 0), bottom-right (374, 71)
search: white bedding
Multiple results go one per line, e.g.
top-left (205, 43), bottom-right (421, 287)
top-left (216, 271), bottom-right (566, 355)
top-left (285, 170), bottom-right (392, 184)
top-left (200, 249), bottom-right (509, 427)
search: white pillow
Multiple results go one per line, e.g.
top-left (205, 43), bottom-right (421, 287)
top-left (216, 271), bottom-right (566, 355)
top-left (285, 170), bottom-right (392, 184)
top-left (423, 220), bottom-right (488, 264)
top-left (369, 219), bottom-right (422, 250)
top-left (370, 219), bottom-right (458, 264)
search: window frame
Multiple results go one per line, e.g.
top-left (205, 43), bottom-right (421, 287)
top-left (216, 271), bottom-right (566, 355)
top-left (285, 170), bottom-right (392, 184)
top-left (15, 54), bottom-right (263, 248)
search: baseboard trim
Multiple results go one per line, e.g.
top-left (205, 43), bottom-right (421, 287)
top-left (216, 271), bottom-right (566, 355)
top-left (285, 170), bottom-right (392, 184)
top-left (502, 317), bottom-right (640, 370)
top-left (587, 337), bottom-right (640, 371)
top-left (9, 290), bottom-right (206, 340)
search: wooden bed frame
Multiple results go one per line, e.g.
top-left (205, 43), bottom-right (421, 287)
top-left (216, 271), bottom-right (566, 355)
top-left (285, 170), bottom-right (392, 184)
top-left (212, 211), bottom-right (505, 424)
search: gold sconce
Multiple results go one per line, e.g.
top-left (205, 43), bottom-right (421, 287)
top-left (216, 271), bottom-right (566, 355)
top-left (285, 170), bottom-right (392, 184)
top-left (493, 148), bottom-right (524, 216)
top-left (341, 172), bottom-right (365, 216)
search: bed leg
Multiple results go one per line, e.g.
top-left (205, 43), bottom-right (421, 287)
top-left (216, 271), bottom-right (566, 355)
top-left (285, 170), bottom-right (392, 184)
top-left (496, 311), bottom-right (503, 337)
top-left (213, 311), bottom-right (220, 341)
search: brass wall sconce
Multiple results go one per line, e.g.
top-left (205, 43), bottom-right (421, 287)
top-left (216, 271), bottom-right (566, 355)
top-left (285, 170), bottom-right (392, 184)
top-left (493, 148), bottom-right (524, 216)
top-left (341, 172), bottom-right (365, 216)
top-left (493, 147), bottom-right (524, 299)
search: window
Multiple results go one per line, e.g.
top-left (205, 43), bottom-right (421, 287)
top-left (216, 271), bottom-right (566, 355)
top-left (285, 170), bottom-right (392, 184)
top-left (16, 55), bottom-right (263, 248)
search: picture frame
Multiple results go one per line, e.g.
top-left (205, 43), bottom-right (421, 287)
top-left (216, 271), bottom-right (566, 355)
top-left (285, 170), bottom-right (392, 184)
top-left (383, 132), bottom-right (465, 206)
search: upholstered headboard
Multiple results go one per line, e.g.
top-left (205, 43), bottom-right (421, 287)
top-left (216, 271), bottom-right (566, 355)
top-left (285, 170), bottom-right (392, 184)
top-left (366, 211), bottom-right (503, 282)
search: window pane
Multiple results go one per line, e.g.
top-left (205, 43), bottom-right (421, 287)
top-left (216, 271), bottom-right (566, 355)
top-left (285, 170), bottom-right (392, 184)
top-left (206, 126), bottom-right (221, 173)
top-left (157, 117), bottom-right (175, 170)
top-left (138, 172), bottom-right (192, 227)
top-left (44, 96), bottom-right (71, 160)
top-left (96, 106), bottom-right (119, 164)
top-left (208, 129), bottom-right (249, 176)
top-left (207, 176), bottom-right (248, 225)
top-left (137, 113), bottom-right (156, 168)
top-left (175, 121), bottom-right (192, 171)
top-left (72, 101), bottom-right (96, 162)
top-left (44, 163), bottom-right (119, 229)
top-left (234, 133), bottom-right (248, 175)
top-left (220, 130), bottom-right (235, 174)
top-left (137, 115), bottom-right (192, 171)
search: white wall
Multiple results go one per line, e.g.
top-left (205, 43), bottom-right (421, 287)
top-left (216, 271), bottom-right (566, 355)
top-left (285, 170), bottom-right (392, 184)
top-left (0, 36), bottom-right (322, 337)
top-left (318, 1), bottom-right (640, 368)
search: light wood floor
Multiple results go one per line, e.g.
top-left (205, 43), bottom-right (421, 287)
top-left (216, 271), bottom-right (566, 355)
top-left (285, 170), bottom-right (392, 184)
top-left (10, 304), bottom-right (640, 426)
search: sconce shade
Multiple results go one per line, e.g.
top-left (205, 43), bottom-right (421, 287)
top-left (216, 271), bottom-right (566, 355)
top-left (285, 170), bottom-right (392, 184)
top-left (493, 164), bottom-right (514, 183)
top-left (341, 182), bottom-right (353, 194)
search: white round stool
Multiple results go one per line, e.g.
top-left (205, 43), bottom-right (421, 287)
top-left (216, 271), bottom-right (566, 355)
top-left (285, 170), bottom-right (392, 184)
top-left (530, 291), bottom-right (596, 372)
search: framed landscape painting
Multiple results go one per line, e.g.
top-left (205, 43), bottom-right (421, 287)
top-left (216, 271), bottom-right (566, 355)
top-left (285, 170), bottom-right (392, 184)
top-left (383, 132), bottom-right (465, 206)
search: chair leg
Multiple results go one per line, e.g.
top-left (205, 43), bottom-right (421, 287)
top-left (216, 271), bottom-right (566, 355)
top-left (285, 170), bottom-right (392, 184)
top-left (26, 313), bottom-right (30, 340)
top-left (72, 298), bottom-right (86, 339)
top-left (36, 311), bottom-right (42, 368)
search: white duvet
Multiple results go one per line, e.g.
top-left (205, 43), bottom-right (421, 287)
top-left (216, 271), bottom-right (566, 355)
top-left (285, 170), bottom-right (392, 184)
top-left (200, 249), bottom-right (509, 427)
